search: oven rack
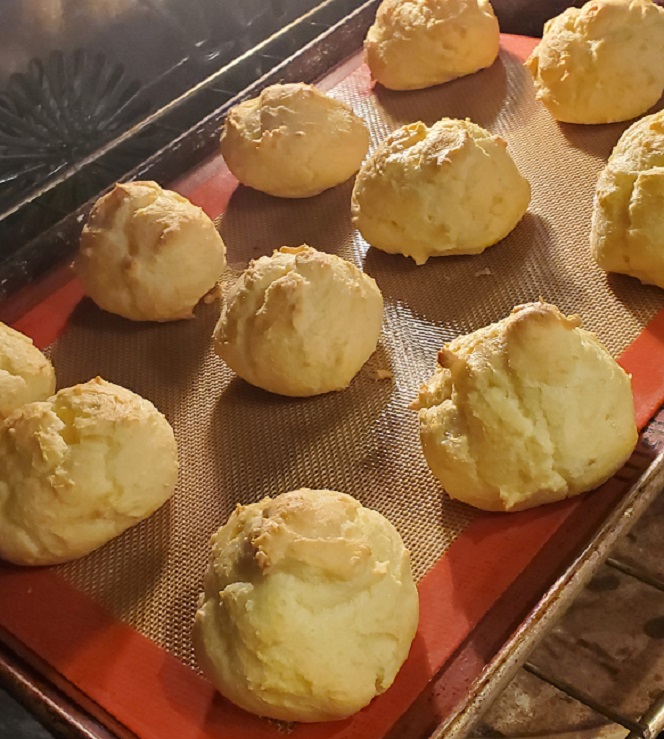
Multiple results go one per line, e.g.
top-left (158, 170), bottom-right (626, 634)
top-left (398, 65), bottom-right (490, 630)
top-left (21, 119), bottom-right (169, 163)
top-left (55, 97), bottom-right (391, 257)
top-left (468, 415), bottom-right (664, 739)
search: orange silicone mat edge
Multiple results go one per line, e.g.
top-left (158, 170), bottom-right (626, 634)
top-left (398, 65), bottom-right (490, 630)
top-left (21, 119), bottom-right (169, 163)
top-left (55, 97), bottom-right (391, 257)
top-left (0, 488), bottom-right (582, 739)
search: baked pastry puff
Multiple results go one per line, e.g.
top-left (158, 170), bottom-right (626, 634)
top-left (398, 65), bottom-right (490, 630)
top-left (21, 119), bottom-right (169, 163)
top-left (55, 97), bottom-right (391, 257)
top-left (365, 0), bottom-right (500, 90)
top-left (0, 378), bottom-right (178, 565)
top-left (412, 302), bottom-right (637, 512)
top-left (526, 0), bottom-right (664, 124)
top-left (591, 109), bottom-right (664, 287)
top-left (213, 245), bottom-right (383, 396)
top-left (220, 83), bottom-right (369, 198)
top-left (193, 488), bottom-right (419, 721)
top-left (351, 118), bottom-right (530, 264)
top-left (76, 181), bottom-right (226, 322)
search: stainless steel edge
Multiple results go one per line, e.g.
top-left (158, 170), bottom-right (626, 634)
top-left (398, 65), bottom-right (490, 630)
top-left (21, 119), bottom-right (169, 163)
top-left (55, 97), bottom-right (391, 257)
top-left (629, 689), bottom-right (664, 739)
top-left (0, 0), bottom-right (375, 225)
top-left (433, 448), bottom-right (664, 739)
top-left (0, 0), bottom-right (380, 303)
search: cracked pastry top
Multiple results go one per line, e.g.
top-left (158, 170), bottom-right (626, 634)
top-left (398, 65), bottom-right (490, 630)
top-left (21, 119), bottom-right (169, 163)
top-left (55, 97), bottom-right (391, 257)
top-left (193, 487), bottom-right (419, 722)
top-left (220, 82), bottom-right (370, 198)
top-left (0, 377), bottom-right (178, 565)
top-left (411, 302), bottom-right (637, 512)
top-left (525, 0), bottom-right (664, 124)
top-left (213, 245), bottom-right (384, 397)
top-left (75, 180), bottom-right (227, 322)
top-left (351, 118), bottom-right (530, 264)
top-left (365, 0), bottom-right (500, 91)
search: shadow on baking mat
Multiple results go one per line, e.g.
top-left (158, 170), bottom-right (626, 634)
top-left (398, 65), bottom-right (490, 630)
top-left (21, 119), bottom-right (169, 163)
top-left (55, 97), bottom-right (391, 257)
top-left (607, 272), bottom-right (664, 321)
top-left (63, 503), bottom-right (173, 623)
top-left (208, 362), bottom-right (394, 509)
top-left (49, 297), bottom-right (219, 404)
top-left (220, 178), bottom-right (356, 264)
top-left (558, 96), bottom-right (664, 159)
top-left (372, 56), bottom-right (508, 130)
top-left (559, 119), bottom-right (631, 159)
top-left (362, 211), bottom-right (557, 331)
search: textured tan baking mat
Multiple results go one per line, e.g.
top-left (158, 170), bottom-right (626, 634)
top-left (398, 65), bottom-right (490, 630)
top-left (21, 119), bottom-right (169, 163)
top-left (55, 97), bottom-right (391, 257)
top-left (46, 41), bottom-right (664, 678)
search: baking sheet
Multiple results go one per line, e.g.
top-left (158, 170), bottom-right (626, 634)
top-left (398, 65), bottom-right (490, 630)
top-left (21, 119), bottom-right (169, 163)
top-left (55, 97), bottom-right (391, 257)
top-left (56, 38), bottom-right (664, 666)
top-left (1, 34), bottom-right (664, 739)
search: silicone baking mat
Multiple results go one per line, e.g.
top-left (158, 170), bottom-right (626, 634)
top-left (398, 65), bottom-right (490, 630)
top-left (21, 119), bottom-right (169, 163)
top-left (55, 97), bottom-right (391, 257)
top-left (2, 34), bottom-right (664, 739)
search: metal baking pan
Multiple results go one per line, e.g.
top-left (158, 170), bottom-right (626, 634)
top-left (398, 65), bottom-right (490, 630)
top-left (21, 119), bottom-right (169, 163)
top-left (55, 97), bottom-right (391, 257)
top-left (2, 2), bottom-right (664, 738)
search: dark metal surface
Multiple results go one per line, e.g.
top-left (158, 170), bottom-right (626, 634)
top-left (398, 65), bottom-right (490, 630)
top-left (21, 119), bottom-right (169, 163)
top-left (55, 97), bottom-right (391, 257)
top-left (0, 50), bottom-right (159, 247)
top-left (435, 446), bottom-right (664, 739)
top-left (0, 0), bottom-right (368, 294)
top-left (0, 632), bottom-right (130, 739)
top-left (0, 689), bottom-right (54, 739)
top-left (522, 662), bottom-right (644, 734)
top-left (470, 484), bottom-right (664, 738)
top-left (0, 51), bottom-right (149, 205)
